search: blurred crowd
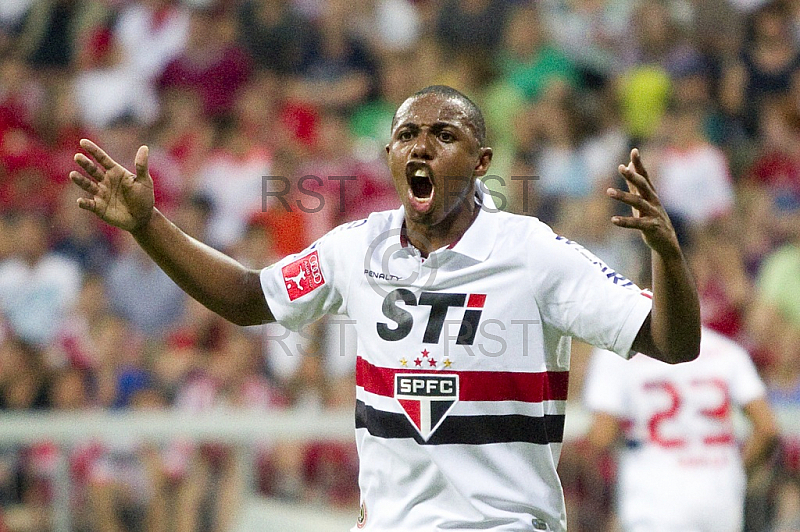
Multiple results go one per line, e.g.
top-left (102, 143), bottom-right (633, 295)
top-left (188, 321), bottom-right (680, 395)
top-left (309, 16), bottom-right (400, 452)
top-left (0, 0), bottom-right (800, 530)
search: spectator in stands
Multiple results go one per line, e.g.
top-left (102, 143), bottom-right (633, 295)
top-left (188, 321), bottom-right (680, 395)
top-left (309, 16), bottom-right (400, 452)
top-left (48, 274), bottom-right (111, 371)
top-left (687, 226), bottom-right (753, 342)
top-left (520, 87), bottom-right (594, 224)
top-left (230, 73), bottom-right (290, 157)
top-left (648, 101), bottom-right (737, 231)
top-left (73, 27), bottom-right (160, 131)
top-left (171, 327), bottom-right (287, 531)
top-left (0, 338), bottom-right (50, 411)
top-left (721, 0), bottom-right (800, 138)
top-left (541, 0), bottom-right (634, 85)
top-left (154, 298), bottom-right (217, 402)
top-left (613, 0), bottom-right (701, 146)
top-left (744, 93), bottom-right (800, 242)
top-left (481, 3), bottom-right (579, 184)
top-left (51, 187), bottom-right (115, 275)
top-left (294, 110), bottom-right (396, 239)
top-left (286, 0), bottom-right (379, 114)
top-left (747, 221), bottom-right (800, 382)
top-left (494, 4), bottom-right (579, 103)
top-left (349, 52), bottom-right (420, 149)
top-left (15, 0), bottom-right (107, 72)
top-left (668, 57), bottom-right (728, 146)
top-left (620, 0), bottom-right (701, 77)
top-left (0, 55), bottom-right (45, 136)
top-left (0, 0), bottom-right (35, 42)
top-left (151, 89), bottom-right (214, 178)
top-left (748, 222), bottom-right (800, 531)
top-left (192, 117), bottom-right (271, 251)
top-left (353, 0), bottom-right (421, 56)
top-left (435, 0), bottom-right (509, 58)
top-left (85, 384), bottom-right (171, 532)
top-left (0, 135), bottom-right (63, 216)
top-left (0, 212), bottom-right (82, 348)
top-left (157, 5), bottom-right (252, 120)
top-left (236, 0), bottom-right (315, 75)
top-left (106, 236), bottom-right (186, 338)
top-left (112, 0), bottom-right (189, 85)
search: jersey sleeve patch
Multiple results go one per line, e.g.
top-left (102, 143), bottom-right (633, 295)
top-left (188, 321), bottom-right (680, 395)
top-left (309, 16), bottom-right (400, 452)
top-left (281, 250), bottom-right (325, 301)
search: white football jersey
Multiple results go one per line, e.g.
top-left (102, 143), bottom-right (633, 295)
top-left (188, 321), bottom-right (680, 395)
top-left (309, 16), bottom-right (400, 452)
top-left (260, 186), bottom-right (652, 531)
top-left (583, 328), bottom-right (767, 532)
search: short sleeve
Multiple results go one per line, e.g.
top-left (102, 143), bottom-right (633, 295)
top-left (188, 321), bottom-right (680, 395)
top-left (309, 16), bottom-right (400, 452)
top-left (260, 225), bottom-right (353, 331)
top-left (727, 342), bottom-right (767, 407)
top-left (532, 235), bottom-right (652, 359)
top-left (583, 348), bottom-right (629, 416)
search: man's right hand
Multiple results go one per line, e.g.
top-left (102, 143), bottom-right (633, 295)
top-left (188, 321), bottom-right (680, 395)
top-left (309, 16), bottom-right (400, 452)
top-left (70, 138), bottom-right (155, 232)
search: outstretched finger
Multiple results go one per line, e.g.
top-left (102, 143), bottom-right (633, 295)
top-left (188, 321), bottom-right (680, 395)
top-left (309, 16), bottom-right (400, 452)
top-left (70, 170), bottom-right (100, 195)
top-left (80, 138), bottom-right (119, 171)
top-left (74, 153), bottom-right (105, 182)
top-left (618, 163), bottom-right (657, 202)
top-left (76, 197), bottom-right (98, 213)
top-left (134, 145), bottom-right (150, 183)
top-left (607, 187), bottom-right (654, 214)
top-left (611, 215), bottom-right (664, 231)
top-left (630, 148), bottom-right (654, 187)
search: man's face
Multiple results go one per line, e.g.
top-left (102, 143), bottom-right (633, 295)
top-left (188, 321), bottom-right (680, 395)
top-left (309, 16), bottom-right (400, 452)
top-left (386, 93), bottom-right (492, 227)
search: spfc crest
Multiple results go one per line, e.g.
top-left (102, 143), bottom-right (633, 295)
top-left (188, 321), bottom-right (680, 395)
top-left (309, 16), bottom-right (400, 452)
top-left (394, 374), bottom-right (459, 440)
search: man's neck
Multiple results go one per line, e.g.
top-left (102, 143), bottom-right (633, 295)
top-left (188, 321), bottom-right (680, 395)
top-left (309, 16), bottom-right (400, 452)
top-left (404, 202), bottom-right (480, 257)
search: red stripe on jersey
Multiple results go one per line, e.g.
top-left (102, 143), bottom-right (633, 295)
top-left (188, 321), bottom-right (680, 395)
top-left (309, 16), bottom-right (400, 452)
top-left (356, 357), bottom-right (568, 402)
top-left (466, 293), bottom-right (486, 308)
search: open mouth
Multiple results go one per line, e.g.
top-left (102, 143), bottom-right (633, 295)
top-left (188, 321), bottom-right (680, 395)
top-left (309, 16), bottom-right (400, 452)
top-left (407, 165), bottom-right (434, 199)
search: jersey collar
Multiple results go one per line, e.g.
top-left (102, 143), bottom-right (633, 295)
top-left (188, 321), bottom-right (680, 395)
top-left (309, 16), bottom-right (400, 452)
top-left (394, 179), bottom-right (498, 262)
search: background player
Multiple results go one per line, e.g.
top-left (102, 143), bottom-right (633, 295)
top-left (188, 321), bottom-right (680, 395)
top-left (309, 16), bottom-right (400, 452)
top-left (583, 326), bottom-right (779, 532)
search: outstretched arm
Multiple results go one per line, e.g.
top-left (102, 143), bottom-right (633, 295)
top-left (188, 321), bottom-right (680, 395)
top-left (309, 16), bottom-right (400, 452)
top-left (608, 148), bottom-right (701, 363)
top-left (70, 139), bottom-right (273, 326)
top-left (741, 397), bottom-right (780, 474)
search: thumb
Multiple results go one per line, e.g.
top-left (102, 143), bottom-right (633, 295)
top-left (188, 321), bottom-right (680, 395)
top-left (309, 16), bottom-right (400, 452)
top-left (134, 145), bottom-right (149, 181)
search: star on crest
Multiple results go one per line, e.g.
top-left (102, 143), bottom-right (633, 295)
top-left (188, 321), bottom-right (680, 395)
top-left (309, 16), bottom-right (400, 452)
top-left (428, 358), bottom-right (437, 367)
top-left (399, 358), bottom-right (408, 367)
top-left (414, 358), bottom-right (422, 367)
top-left (421, 349), bottom-right (430, 358)
top-left (443, 358), bottom-right (452, 368)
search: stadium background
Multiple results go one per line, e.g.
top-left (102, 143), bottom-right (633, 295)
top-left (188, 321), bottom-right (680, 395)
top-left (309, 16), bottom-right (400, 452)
top-left (1, 0), bottom-right (800, 530)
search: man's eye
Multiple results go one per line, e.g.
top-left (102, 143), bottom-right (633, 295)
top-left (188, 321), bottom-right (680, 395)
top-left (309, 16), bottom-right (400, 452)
top-left (398, 131), bottom-right (413, 141)
top-left (439, 131), bottom-right (454, 142)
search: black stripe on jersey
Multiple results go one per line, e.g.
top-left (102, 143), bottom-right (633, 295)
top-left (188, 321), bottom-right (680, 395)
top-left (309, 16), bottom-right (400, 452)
top-left (456, 309), bottom-right (482, 345)
top-left (355, 400), bottom-right (565, 445)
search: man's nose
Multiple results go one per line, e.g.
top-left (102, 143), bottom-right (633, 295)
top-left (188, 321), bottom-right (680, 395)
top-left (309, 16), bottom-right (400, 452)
top-left (410, 133), bottom-right (434, 160)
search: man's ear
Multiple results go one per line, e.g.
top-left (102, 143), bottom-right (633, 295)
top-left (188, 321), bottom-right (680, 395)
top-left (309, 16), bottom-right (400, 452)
top-left (385, 144), bottom-right (390, 155)
top-left (474, 147), bottom-right (493, 177)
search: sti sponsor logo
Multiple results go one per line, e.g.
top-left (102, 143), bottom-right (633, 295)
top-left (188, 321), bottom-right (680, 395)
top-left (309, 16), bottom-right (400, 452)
top-left (282, 251), bottom-right (325, 301)
top-left (377, 290), bottom-right (487, 344)
top-left (395, 374), bottom-right (459, 440)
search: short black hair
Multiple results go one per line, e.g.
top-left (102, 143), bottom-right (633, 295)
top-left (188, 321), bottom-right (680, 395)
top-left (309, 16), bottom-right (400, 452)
top-left (392, 85), bottom-right (487, 147)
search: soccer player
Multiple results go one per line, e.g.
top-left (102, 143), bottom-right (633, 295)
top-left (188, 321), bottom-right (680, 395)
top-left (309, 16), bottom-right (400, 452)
top-left (70, 85), bottom-right (701, 531)
top-left (583, 327), bottom-right (779, 532)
